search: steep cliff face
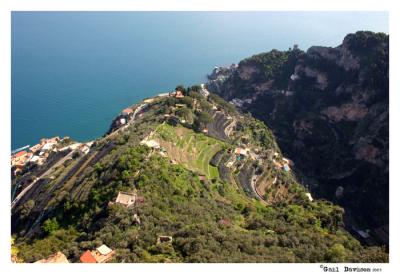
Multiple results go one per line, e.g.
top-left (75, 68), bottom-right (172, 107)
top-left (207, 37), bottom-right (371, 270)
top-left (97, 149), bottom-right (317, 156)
top-left (207, 31), bottom-right (389, 243)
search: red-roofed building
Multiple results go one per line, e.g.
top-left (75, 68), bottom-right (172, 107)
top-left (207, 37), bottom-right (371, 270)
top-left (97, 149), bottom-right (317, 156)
top-left (14, 150), bottom-right (27, 158)
top-left (80, 245), bottom-right (115, 263)
top-left (175, 90), bottom-right (184, 98)
top-left (122, 108), bottom-right (133, 116)
top-left (11, 150), bottom-right (32, 167)
top-left (80, 250), bottom-right (97, 263)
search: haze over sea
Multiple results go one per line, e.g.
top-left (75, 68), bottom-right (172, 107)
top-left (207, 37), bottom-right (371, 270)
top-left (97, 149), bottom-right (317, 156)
top-left (11, 12), bottom-right (388, 150)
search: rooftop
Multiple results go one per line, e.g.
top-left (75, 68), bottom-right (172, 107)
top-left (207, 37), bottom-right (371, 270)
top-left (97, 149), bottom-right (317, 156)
top-left (80, 250), bottom-right (97, 263)
top-left (175, 90), bottom-right (184, 98)
top-left (122, 108), bottom-right (133, 115)
top-left (97, 244), bottom-right (113, 255)
top-left (140, 139), bottom-right (160, 149)
top-left (115, 191), bottom-right (136, 207)
top-left (35, 252), bottom-right (69, 263)
top-left (13, 150), bottom-right (27, 158)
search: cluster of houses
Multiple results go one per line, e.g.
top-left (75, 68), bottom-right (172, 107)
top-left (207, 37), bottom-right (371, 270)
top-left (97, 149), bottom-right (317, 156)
top-left (11, 136), bottom-right (94, 177)
top-left (226, 146), bottom-right (259, 168)
top-left (272, 152), bottom-right (292, 172)
top-left (32, 244), bottom-right (116, 264)
top-left (11, 136), bottom-right (62, 175)
top-left (80, 191), bottom-right (142, 263)
top-left (59, 141), bottom-right (92, 155)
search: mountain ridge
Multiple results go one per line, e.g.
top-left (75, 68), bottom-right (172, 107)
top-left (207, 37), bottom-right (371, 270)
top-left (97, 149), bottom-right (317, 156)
top-left (206, 31), bottom-right (389, 247)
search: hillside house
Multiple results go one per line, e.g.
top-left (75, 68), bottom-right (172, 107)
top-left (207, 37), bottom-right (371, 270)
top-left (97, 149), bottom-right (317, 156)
top-left (114, 191), bottom-right (136, 207)
top-left (282, 157), bottom-right (293, 166)
top-left (80, 245), bottom-right (115, 263)
top-left (157, 235), bottom-right (173, 244)
top-left (30, 155), bottom-right (45, 165)
top-left (121, 108), bottom-right (133, 116)
top-left (143, 98), bottom-right (155, 103)
top-left (11, 150), bottom-right (27, 164)
top-left (200, 84), bottom-right (210, 97)
top-left (35, 252), bottom-right (69, 263)
top-left (40, 137), bottom-right (56, 144)
top-left (234, 148), bottom-right (249, 160)
top-left (305, 193), bottom-right (313, 202)
top-left (41, 142), bottom-right (55, 152)
top-left (40, 136), bottom-right (60, 146)
top-left (283, 164), bottom-right (290, 172)
top-left (80, 250), bottom-right (97, 263)
top-left (174, 90), bottom-right (184, 98)
top-left (79, 144), bottom-right (90, 155)
top-left (29, 143), bottom-right (43, 154)
top-left (140, 139), bottom-right (160, 150)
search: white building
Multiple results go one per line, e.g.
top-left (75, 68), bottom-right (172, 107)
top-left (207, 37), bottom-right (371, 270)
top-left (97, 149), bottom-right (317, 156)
top-left (140, 139), bottom-right (161, 149)
top-left (305, 193), bottom-right (313, 202)
top-left (200, 84), bottom-right (210, 97)
top-left (41, 142), bottom-right (55, 151)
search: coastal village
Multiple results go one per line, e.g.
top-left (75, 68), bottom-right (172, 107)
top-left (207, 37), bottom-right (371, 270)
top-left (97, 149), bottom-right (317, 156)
top-left (11, 136), bottom-right (93, 177)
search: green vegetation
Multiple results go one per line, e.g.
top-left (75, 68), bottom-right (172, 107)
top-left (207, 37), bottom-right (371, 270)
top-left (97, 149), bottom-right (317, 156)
top-left (15, 143), bottom-right (387, 263)
top-left (42, 218), bottom-right (60, 235)
top-left (193, 111), bottom-right (212, 131)
top-left (242, 49), bottom-right (299, 89)
top-left (175, 107), bottom-right (194, 124)
top-left (154, 123), bottom-right (223, 179)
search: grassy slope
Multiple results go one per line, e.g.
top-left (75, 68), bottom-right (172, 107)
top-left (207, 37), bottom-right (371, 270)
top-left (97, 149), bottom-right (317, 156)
top-left (153, 123), bottom-right (224, 179)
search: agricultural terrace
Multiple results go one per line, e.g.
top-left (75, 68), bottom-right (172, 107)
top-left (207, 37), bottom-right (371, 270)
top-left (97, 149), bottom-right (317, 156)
top-left (153, 123), bottom-right (225, 179)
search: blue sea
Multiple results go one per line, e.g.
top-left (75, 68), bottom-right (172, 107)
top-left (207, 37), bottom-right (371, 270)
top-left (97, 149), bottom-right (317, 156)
top-left (11, 12), bottom-right (388, 150)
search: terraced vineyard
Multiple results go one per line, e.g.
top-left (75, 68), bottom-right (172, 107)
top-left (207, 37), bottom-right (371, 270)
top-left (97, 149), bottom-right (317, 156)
top-left (153, 123), bottom-right (225, 179)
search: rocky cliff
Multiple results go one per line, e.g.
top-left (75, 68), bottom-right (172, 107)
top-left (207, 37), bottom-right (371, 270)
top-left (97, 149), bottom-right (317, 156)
top-left (207, 31), bottom-right (389, 245)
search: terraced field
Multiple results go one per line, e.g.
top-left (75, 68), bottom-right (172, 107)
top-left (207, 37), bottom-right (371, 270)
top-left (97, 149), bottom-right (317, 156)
top-left (153, 123), bottom-right (224, 179)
